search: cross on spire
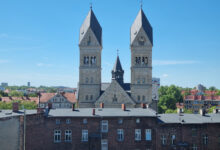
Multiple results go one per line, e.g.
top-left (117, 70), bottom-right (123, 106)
top-left (140, 0), bottom-right (143, 8)
top-left (117, 49), bottom-right (119, 56)
top-left (90, 1), bottom-right (92, 9)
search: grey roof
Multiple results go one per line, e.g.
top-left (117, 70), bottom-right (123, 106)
top-left (101, 83), bottom-right (130, 92)
top-left (131, 8), bottom-right (153, 45)
top-left (158, 113), bottom-right (220, 124)
top-left (79, 9), bottom-right (102, 46)
top-left (112, 56), bottom-right (123, 72)
top-left (0, 110), bottom-right (37, 118)
top-left (48, 108), bottom-right (156, 117)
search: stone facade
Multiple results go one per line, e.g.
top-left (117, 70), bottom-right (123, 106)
top-left (78, 8), bottom-right (154, 109)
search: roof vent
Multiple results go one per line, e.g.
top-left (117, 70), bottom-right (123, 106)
top-left (121, 104), bottom-right (126, 111)
top-left (92, 108), bottom-right (95, 116)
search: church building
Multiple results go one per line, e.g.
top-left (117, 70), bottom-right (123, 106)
top-left (77, 7), bottom-right (155, 109)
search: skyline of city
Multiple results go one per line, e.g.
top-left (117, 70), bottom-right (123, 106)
top-left (0, 0), bottom-right (220, 88)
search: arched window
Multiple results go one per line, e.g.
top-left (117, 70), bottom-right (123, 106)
top-left (137, 95), bottom-right (141, 101)
top-left (142, 96), bottom-right (145, 101)
top-left (90, 77), bottom-right (93, 83)
top-left (85, 78), bottom-right (89, 84)
top-left (90, 95), bottom-right (93, 100)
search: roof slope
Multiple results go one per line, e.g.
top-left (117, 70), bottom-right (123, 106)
top-left (79, 9), bottom-right (102, 46)
top-left (131, 8), bottom-right (153, 45)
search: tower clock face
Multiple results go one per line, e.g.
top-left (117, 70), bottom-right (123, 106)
top-left (138, 36), bottom-right (145, 45)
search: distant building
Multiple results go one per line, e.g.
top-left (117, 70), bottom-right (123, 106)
top-left (1, 82), bottom-right (8, 87)
top-left (152, 78), bottom-right (160, 101)
top-left (27, 82), bottom-right (31, 87)
top-left (0, 86), bottom-right (5, 91)
top-left (39, 92), bottom-right (77, 109)
top-left (197, 84), bottom-right (206, 92)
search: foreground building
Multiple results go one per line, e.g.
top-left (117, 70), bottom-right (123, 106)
top-left (77, 7), bottom-right (155, 109)
top-left (1, 104), bottom-right (220, 150)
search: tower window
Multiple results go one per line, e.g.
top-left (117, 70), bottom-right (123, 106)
top-left (142, 78), bottom-right (145, 84)
top-left (90, 95), bottom-right (93, 100)
top-left (90, 56), bottom-right (93, 64)
top-left (137, 96), bottom-right (140, 101)
top-left (85, 78), bottom-right (89, 83)
top-left (84, 56), bottom-right (89, 64)
top-left (145, 57), bottom-right (148, 64)
top-left (90, 77), bottom-right (93, 83)
top-left (86, 95), bottom-right (88, 101)
top-left (135, 57), bottom-right (141, 65)
top-left (142, 96), bottom-right (145, 101)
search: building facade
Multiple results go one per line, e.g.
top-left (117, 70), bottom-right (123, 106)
top-left (78, 8), bottom-right (154, 109)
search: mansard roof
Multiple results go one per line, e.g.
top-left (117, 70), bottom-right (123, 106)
top-left (79, 9), bottom-right (102, 46)
top-left (112, 56), bottom-right (123, 72)
top-left (131, 8), bottom-right (153, 45)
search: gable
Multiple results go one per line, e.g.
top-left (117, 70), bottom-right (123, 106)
top-left (96, 80), bottom-right (135, 105)
top-left (79, 28), bottom-right (101, 47)
top-left (131, 27), bottom-right (152, 47)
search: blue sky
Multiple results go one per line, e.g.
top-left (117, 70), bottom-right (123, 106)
top-left (0, 0), bottom-right (220, 88)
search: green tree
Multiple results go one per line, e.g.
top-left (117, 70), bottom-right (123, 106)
top-left (208, 106), bottom-right (216, 113)
top-left (184, 109), bottom-right (193, 114)
top-left (158, 85), bottom-right (183, 113)
top-left (209, 86), bottom-right (216, 91)
top-left (8, 90), bottom-right (24, 97)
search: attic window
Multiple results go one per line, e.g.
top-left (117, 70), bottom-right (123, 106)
top-left (134, 31), bottom-right (137, 35)
top-left (113, 94), bottom-right (117, 102)
top-left (81, 31), bottom-right (84, 35)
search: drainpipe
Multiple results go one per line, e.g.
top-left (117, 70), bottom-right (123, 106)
top-left (23, 106), bottom-right (26, 150)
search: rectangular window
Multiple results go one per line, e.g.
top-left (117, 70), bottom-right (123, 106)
top-left (66, 119), bottom-right (71, 124)
top-left (192, 144), bottom-right (198, 150)
top-left (171, 134), bottom-right (176, 145)
top-left (56, 119), bottom-right (60, 125)
top-left (161, 135), bottom-right (166, 145)
top-left (54, 130), bottom-right (61, 143)
top-left (65, 130), bottom-right (72, 142)
top-left (203, 134), bottom-right (208, 145)
top-left (82, 130), bottom-right (88, 142)
top-left (192, 128), bottom-right (197, 137)
top-left (117, 129), bottom-right (124, 141)
top-left (135, 129), bottom-right (141, 141)
top-left (101, 120), bottom-right (108, 133)
top-left (101, 139), bottom-right (108, 150)
top-left (145, 129), bottom-right (151, 141)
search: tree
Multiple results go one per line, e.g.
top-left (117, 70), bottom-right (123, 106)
top-left (158, 85), bottom-right (183, 113)
top-left (8, 90), bottom-right (24, 97)
top-left (0, 100), bottom-right (37, 109)
top-left (209, 86), bottom-right (216, 91)
top-left (208, 106), bottom-right (216, 113)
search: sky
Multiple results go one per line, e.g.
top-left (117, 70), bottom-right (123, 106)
top-left (0, 0), bottom-right (220, 88)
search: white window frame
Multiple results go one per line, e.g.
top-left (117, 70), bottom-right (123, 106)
top-left (54, 130), bottom-right (61, 143)
top-left (171, 134), bottom-right (175, 145)
top-left (82, 129), bottom-right (88, 142)
top-left (101, 139), bottom-right (108, 150)
top-left (66, 119), bottom-right (71, 124)
top-left (161, 135), bottom-right (166, 145)
top-left (65, 130), bottom-right (72, 142)
top-left (203, 134), bottom-right (208, 145)
top-left (145, 129), bottom-right (152, 141)
top-left (56, 119), bottom-right (60, 125)
top-left (83, 118), bottom-right (88, 124)
top-left (118, 118), bottom-right (123, 124)
top-left (117, 129), bottom-right (124, 141)
top-left (192, 144), bottom-right (198, 150)
top-left (135, 129), bottom-right (141, 141)
top-left (136, 118), bottom-right (140, 124)
top-left (101, 120), bottom-right (108, 133)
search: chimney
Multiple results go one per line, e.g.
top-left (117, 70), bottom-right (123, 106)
top-left (48, 103), bottom-right (52, 109)
top-left (37, 107), bottom-right (44, 114)
top-left (92, 108), bottom-right (95, 115)
top-left (12, 102), bottom-right (19, 112)
top-left (213, 109), bottom-right (219, 114)
top-left (122, 104), bottom-right (126, 111)
top-left (72, 103), bottom-right (75, 111)
top-left (141, 103), bottom-right (146, 109)
top-left (200, 108), bottom-right (206, 116)
top-left (100, 103), bottom-right (104, 108)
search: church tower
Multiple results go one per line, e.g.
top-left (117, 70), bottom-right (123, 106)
top-left (112, 56), bottom-right (124, 86)
top-left (78, 8), bottom-right (102, 108)
top-left (130, 8), bottom-right (153, 106)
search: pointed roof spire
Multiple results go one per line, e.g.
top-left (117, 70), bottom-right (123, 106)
top-left (113, 56), bottom-right (123, 72)
top-left (79, 8), bottom-right (102, 46)
top-left (130, 8), bottom-right (153, 45)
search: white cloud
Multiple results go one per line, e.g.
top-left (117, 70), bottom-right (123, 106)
top-left (153, 60), bottom-right (199, 66)
top-left (0, 33), bottom-right (8, 38)
top-left (162, 74), bottom-right (169, 78)
top-left (36, 63), bottom-right (52, 67)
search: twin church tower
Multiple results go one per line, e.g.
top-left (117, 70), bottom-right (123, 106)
top-left (77, 6), bottom-right (154, 109)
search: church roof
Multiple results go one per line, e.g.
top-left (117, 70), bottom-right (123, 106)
top-left (131, 8), bottom-right (153, 45)
top-left (79, 9), bottom-right (102, 46)
top-left (112, 56), bottom-right (123, 72)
